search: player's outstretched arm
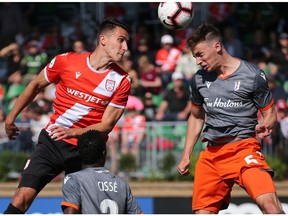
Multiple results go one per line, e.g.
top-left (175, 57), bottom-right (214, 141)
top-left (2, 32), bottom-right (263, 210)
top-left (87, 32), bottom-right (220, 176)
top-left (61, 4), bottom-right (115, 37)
top-left (49, 105), bottom-right (125, 141)
top-left (177, 105), bottom-right (205, 176)
top-left (5, 70), bottom-right (50, 140)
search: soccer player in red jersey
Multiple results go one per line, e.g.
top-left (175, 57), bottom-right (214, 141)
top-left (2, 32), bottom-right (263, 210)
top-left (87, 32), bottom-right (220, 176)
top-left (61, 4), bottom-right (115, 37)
top-left (4, 17), bottom-right (132, 214)
top-left (177, 23), bottom-right (285, 214)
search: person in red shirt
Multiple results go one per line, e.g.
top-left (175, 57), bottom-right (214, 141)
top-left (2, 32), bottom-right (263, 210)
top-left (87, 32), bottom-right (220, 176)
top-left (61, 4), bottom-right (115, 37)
top-left (4, 17), bottom-right (132, 214)
top-left (155, 34), bottom-right (181, 86)
top-left (121, 104), bottom-right (146, 165)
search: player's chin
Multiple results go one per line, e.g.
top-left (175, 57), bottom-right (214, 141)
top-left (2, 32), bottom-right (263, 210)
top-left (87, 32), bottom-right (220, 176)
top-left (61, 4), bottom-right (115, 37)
top-left (117, 53), bottom-right (124, 60)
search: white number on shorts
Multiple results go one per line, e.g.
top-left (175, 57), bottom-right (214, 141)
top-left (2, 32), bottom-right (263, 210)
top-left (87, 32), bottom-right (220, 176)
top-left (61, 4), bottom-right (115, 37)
top-left (100, 199), bottom-right (119, 214)
top-left (244, 155), bottom-right (259, 165)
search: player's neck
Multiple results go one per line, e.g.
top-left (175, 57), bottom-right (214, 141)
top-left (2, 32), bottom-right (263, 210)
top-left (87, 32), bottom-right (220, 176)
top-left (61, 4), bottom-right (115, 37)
top-left (217, 55), bottom-right (240, 77)
top-left (89, 52), bottom-right (112, 71)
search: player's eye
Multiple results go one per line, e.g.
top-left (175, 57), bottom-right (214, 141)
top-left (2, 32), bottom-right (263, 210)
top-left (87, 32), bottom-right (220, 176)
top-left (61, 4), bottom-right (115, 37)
top-left (118, 38), bottom-right (125, 43)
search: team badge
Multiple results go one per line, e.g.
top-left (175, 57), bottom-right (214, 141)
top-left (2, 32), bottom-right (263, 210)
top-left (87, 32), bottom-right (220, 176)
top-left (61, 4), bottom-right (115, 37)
top-left (234, 80), bottom-right (241, 91)
top-left (105, 79), bottom-right (115, 92)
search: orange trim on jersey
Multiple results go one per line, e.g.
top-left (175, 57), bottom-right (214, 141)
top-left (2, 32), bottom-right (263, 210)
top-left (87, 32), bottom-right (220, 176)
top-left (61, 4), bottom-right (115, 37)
top-left (218, 74), bottom-right (231, 80)
top-left (61, 201), bottom-right (80, 211)
top-left (191, 102), bottom-right (201, 109)
top-left (259, 98), bottom-right (274, 111)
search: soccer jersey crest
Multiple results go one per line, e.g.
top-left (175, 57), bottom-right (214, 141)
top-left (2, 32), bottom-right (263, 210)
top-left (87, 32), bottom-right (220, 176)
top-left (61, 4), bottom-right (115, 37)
top-left (234, 80), bottom-right (241, 91)
top-left (105, 79), bottom-right (115, 92)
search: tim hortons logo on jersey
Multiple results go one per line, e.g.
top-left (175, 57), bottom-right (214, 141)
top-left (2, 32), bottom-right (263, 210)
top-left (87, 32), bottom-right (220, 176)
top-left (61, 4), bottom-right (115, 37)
top-left (205, 97), bottom-right (243, 108)
top-left (105, 79), bottom-right (115, 92)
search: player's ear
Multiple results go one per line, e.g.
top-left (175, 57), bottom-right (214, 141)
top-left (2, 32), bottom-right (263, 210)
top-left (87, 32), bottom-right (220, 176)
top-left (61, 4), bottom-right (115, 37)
top-left (214, 41), bottom-right (222, 52)
top-left (99, 35), bottom-right (106, 46)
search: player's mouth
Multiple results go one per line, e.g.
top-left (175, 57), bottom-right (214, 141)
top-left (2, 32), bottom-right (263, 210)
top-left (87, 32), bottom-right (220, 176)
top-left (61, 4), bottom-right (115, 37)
top-left (201, 65), bottom-right (208, 70)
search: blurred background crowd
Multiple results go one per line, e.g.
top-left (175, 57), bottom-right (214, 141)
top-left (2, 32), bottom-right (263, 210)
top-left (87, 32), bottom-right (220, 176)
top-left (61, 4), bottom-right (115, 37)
top-left (0, 2), bottom-right (288, 178)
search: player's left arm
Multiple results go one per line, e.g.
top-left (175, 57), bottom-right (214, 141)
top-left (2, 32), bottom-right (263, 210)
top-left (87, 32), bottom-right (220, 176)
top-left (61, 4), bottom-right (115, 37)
top-left (125, 183), bottom-right (144, 214)
top-left (85, 105), bottom-right (124, 136)
top-left (256, 105), bottom-right (277, 139)
top-left (63, 206), bottom-right (79, 214)
top-left (253, 69), bottom-right (277, 139)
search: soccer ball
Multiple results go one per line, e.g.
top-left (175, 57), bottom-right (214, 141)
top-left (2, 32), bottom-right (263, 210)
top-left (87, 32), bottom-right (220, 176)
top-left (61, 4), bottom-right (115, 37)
top-left (158, 2), bottom-right (194, 30)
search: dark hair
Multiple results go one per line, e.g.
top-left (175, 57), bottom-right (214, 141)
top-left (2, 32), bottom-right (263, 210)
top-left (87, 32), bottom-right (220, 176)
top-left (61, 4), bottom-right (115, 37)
top-left (77, 130), bottom-right (106, 165)
top-left (187, 22), bottom-right (222, 50)
top-left (96, 17), bottom-right (131, 43)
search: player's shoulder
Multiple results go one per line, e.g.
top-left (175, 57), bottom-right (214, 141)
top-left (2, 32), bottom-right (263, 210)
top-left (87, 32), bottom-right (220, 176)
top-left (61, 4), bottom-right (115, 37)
top-left (240, 60), bottom-right (262, 76)
top-left (55, 52), bottom-right (90, 61)
top-left (111, 63), bottom-right (129, 76)
top-left (114, 175), bottom-right (130, 187)
top-left (63, 173), bottom-right (78, 187)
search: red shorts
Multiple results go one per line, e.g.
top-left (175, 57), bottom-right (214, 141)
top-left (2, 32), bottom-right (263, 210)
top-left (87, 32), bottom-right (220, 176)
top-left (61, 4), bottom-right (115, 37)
top-left (192, 138), bottom-right (276, 213)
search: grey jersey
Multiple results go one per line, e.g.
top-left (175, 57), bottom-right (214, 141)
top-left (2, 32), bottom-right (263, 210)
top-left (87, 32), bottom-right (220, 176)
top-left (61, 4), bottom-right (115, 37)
top-left (190, 60), bottom-right (273, 143)
top-left (61, 167), bottom-right (142, 214)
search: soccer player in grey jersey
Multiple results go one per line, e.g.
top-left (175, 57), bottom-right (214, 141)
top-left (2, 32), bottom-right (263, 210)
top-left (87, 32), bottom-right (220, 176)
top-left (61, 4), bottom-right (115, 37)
top-left (177, 23), bottom-right (285, 214)
top-left (61, 130), bottom-right (143, 214)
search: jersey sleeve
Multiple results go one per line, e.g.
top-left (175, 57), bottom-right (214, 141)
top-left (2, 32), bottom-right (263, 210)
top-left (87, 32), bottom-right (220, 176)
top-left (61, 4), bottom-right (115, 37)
top-left (44, 53), bottom-right (70, 84)
top-left (190, 74), bottom-right (203, 107)
top-left (110, 75), bottom-right (131, 108)
top-left (252, 70), bottom-right (274, 110)
top-left (61, 175), bottom-right (81, 212)
top-left (125, 183), bottom-right (143, 214)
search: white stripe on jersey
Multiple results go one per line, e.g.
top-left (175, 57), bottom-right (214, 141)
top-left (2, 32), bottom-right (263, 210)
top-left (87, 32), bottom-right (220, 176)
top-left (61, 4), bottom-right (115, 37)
top-left (93, 71), bottom-right (123, 97)
top-left (44, 67), bottom-right (51, 83)
top-left (109, 102), bottom-right (125, 109)
top-left (55, 102), bottom-right (91, 128)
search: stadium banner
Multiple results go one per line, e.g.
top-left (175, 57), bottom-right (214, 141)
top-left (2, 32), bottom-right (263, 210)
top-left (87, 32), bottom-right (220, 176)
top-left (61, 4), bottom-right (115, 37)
top-left (0, 197), bottom-right (153, 214)
top-left (0, 197), bottom-right (287, 214)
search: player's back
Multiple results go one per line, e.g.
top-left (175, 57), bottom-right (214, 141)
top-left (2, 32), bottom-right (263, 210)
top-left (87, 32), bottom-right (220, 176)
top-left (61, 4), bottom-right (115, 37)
top-left (61, 167), bottom-right (142, 214)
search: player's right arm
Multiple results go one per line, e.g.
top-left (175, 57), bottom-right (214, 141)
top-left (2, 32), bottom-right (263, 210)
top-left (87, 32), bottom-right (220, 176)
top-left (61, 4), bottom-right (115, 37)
top-left (5, 69), bottom-right (50, 139)
top-left (63, 206), bottom-right (79, 214)
top-left (177, 104), bottom-right (205, 176)
top-left (63, 206), bottom-right (80, 214)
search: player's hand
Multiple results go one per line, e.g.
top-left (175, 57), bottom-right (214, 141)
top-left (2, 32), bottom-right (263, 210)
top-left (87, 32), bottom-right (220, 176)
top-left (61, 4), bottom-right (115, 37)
top-left (177, 158), bottom-right (190, 176)
top-left (255, 124), bottom-right (272, 139)
top-left (48, 125), bottom-right (74, 141)
top-left (5, 122), bottom-right (20, 140)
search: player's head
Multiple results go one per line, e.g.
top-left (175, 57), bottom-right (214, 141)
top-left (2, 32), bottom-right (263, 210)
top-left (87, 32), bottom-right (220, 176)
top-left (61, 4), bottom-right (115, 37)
top-left (187, 23), bottom-right (224, 72)
top-left (187, 23), bottom-right (222, 50)
top-left (96, 17), bottom-right (131, 62)
top-left (96, 17), bottom-right (131, 45)
top-left (77, 130), bottom-right (106, 166)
